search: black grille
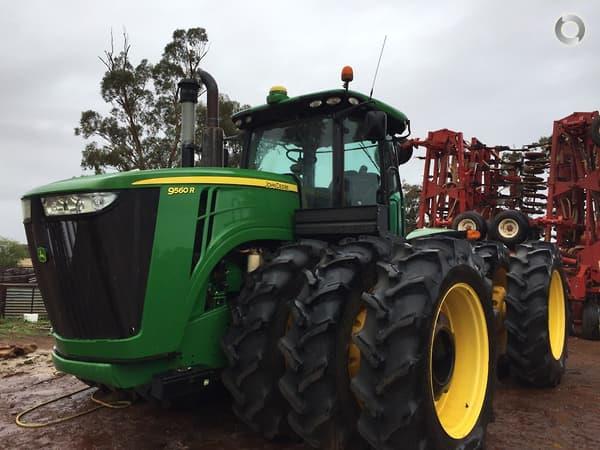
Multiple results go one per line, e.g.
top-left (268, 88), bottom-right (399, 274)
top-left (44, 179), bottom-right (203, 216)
top-left (24, 189), bottom-right (159, 339)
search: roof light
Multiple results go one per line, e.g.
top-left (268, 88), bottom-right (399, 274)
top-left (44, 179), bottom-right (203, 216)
top-left (341, 66), bottom-right (354, 83)
top-left (348, 97), bottom-right (360, 105)
top-left (267, 86), bottom-right (289, 104)
top-left (309, 100), bottom-right (322, 108)
top-left (234, 119), bottom-right (242, 127)
top-left (245, 116), bottom-right (252, 123)
top-left (326, 97), bottom-right (342, 106)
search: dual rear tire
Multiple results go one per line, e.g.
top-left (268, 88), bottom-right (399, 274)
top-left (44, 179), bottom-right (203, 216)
top-left (222, 236), bottom-right (569, 449)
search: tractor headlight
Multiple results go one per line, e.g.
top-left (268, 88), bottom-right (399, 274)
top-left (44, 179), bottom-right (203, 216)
top-left (21, 199), bottom-right (31, 221)
top-left (41, 192), bottom-right (118, 217)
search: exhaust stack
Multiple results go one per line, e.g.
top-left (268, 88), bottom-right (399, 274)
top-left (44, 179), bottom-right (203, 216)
top-left (178, 78), bottom-right (200, 167)
top-left (177, 70), bottom-right (224, 168)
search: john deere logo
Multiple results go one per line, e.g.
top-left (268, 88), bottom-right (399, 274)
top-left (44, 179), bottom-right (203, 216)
top-left (37, 247), bottom-right (48, 263)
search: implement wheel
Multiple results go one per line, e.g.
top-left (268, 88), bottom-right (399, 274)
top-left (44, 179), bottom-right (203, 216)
top-left (505, 241), bottom-right (568, 386)
top-left (221, 240), bottom-right (325, 439)
top-left (352, 236), bottom-right (495, 450)
top-left (489, 210), bottom-right (530, 247)
top-left (582, 298), bottom-right (600, 340)
top-left (279, 236), bottom-right (390, 449)
top-left (452, 211), bottom-right (487, 239)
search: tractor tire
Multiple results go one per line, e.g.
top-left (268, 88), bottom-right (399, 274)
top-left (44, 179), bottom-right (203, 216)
top-left (505, 241), bottom-right (569, 387)
top-left (581, 298), bottom-right (600, 340)
top-left (279, 236), bottom-right (391, 450)
top-left (352, 235), bottom-right (495, 450)
top-left (221, 240), bottom-right (326, 439)
top-left (451, 211), bottom-right (487, 238)
top-left (489, 210), bottom-right (530, 247)
top-left (590, 116), bottom-right (600, 147)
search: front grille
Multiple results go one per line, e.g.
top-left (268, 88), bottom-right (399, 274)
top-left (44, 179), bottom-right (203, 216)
top-left (24, 189), bottom-right (159, 339)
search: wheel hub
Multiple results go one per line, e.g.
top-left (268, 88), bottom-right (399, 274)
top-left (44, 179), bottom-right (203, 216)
top-left (457, 218), bottom-right (477, 231)
top-left (498, 218), bottom-right (519, 239)
top-left (432, 320), bottom-right (455, 399)
top-left (430, 282), bottom-right (489, 439)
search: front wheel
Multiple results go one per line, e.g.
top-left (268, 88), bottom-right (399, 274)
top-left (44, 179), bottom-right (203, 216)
top-left (221, 240), bottom-right (325, 439)
top-left (352, 236), bottom-right (495, 450)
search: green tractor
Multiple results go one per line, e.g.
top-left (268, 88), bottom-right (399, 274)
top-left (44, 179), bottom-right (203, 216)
top-left (22, 67), bottom-right (569, 449)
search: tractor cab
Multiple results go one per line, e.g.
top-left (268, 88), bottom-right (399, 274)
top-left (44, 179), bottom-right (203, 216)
top-left (232, 70), bottom-right (412, 237)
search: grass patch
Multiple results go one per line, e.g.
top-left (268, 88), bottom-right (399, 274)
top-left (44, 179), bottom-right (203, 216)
top-left (0, 318), bottom-right (52, 338)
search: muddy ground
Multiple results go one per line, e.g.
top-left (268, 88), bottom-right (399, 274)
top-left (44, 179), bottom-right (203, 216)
top-left (1, 335), bottom-right (599, 449)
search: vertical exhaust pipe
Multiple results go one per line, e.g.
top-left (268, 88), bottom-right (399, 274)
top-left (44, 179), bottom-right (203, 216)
top-left (178, 70), bottom-right (225, 168)
top-left (197, 69), bottom-right (224, 167)
top-left (178, 78), bottom-right (200, 167)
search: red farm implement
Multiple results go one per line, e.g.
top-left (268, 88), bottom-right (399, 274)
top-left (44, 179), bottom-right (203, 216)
top-left (409, 112), bottom-right (600, 338)
top-left (542, 112), bottom-right (600, 337)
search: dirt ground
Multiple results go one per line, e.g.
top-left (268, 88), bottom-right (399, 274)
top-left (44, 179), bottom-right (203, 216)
top-left (1, 334), bottom-right (599, 450)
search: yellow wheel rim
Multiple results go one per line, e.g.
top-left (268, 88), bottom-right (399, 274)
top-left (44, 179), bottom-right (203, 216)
top-left (430, 283), bottom-right (489, 439)
top-left (548, 270), bottom-right (566, 360)
top-left (348, 306), bottom-right (367, 379)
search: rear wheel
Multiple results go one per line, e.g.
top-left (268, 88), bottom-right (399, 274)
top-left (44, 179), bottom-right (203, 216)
top-left (352, 236), bottom-right (495, 450)
top-left (279, 236), bottom-right (390, 449)
top-left (221, 240), bottom-right (325, 439)
top-left (582, 298), bottom-right (600, 340)
top-left (505, 241), bottom-right (568, 387)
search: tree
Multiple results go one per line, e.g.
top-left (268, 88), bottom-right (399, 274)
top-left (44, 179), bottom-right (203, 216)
top-left (535, 136), bottom-right (552, 146)
top-left (76, 28), bottom-right (248, 173)
top-left (0, 237), bottom-right (28, 269)
top-left (402, 182), bottom-right (422, 233)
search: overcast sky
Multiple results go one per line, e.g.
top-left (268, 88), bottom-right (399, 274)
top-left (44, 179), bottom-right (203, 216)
top-left (0, 0), bottom-right (598, 242)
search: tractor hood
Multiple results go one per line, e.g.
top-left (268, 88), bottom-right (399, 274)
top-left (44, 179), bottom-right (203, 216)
top-left (22, 167), bottom-right (299, 198)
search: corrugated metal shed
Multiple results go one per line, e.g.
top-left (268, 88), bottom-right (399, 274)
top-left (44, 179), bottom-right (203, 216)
top-left (0, 283), bottom-right (46, 319)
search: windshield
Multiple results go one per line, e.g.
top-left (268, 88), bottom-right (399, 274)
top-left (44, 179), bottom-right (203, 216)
top-left (248, 117), bottom-right (334, 208)
top-left (246, 113), bottom-right (383, 208)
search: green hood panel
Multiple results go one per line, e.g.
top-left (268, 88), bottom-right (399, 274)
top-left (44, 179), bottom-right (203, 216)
top-left (23, 167), bottom-right (298, 197)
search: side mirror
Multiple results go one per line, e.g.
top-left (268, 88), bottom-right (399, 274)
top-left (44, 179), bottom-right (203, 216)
top-left (395, 140), bottom-right (413, 165)
top-left (363, 111), bottom-right (387, 141)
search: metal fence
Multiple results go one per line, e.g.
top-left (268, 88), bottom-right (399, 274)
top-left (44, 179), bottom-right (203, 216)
top-left (0, 283), bottom-right (46, 319)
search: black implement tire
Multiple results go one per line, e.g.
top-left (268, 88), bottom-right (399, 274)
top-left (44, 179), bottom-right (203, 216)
top-left (582, 298), bottom-right (600, 340)
top-left (221, 240), bottom-right (326, 439)
top-left (451, 211), bottom-right (488, 239)
top-left (489, 210), bottom-right (530, 247)
top-left (505, 241), bottom-right (569, 387)
top-left (279, 236), bottom-right (391, 449)
top-left (352, 235), bottom-right (495, 450)
top-left (590, 116), bottom-right (600, 147)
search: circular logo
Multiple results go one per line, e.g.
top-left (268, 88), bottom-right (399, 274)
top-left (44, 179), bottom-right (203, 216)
top-left (555, 14), bottom-right (585, 45)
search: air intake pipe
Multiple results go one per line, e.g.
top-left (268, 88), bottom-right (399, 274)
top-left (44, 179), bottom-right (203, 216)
top-left (178, 69), bottom-right (224, 167)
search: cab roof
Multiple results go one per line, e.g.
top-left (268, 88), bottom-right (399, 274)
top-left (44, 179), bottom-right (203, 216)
top-left (232, 89), bottom-right (409, 136)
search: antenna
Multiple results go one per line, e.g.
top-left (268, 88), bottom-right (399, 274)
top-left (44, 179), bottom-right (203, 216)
top-left (369, 35), bottom-right (387, 99)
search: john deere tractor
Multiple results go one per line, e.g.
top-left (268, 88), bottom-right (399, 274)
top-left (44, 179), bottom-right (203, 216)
top-left (22, 67), bottom-right (568, 449)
